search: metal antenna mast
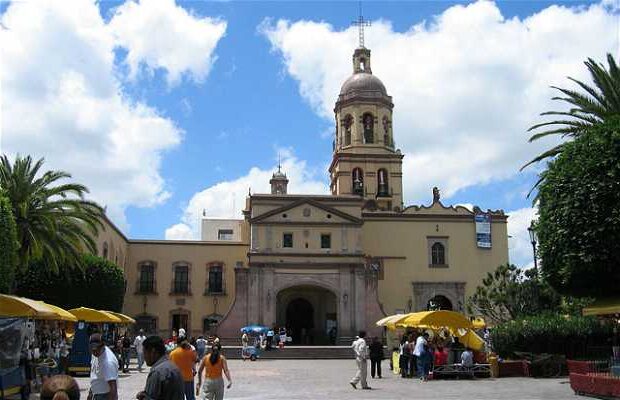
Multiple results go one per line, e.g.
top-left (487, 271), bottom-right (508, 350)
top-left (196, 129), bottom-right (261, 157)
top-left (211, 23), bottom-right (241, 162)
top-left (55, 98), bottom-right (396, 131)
top-left (352, 2), bottom-right (371, 48)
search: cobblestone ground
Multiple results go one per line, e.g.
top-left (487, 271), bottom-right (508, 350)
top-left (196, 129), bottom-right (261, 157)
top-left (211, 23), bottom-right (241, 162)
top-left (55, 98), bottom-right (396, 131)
top-left (60, 360), bottom-right (573, 400)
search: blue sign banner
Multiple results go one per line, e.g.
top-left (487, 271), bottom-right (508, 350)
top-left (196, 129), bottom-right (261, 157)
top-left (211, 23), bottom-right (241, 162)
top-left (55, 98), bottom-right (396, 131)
top-left (475, 213), bottom-right (492, 248)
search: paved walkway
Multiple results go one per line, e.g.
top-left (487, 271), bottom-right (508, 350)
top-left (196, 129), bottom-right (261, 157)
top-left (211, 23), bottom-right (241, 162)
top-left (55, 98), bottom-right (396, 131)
top-left (64, 359), bottom-right (573, 400)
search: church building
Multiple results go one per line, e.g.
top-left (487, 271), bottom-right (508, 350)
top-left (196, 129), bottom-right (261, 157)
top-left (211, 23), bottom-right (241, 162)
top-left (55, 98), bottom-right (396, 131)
top-left (95, 42), bottom-right (509, 344)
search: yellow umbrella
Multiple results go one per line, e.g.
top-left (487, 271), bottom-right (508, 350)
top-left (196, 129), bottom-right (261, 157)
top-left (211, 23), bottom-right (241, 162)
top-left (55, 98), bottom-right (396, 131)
top-left (583, 298), bottom-right (620, 316)
top-left (393, 310), bottom-right (473, 330)
top-left (471, 317), bottom-right (486, 329)
top-left (35, 302), bottom-right (77, 322)
top-left (455, 329), bottom-right (485, 351)
top-left (68, 307), bottom-right (122, 323)
top-left (0, 294), bottom-right (56, 319)
top-left (376, 314), bottom-right (407, 329)
top-left (105, 311), bottom-right (136, 324)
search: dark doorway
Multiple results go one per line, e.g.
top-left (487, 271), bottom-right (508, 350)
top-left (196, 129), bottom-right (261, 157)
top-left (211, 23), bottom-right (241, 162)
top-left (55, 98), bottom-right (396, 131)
top-left (286, 298), bottom-right (314, 344)
top-left (427, 295), bottom-right (453, 311)
top-left (172, 314), bottom-right (188, 335)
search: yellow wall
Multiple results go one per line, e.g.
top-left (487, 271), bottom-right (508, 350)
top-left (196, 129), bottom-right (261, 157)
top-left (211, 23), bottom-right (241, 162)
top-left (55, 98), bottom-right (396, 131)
top-left (96, 216), bottom-right (130, 273)
top-left (363, 214), bottom-right (509, 315)
top-left (124, 241), bottom-right (248, 337)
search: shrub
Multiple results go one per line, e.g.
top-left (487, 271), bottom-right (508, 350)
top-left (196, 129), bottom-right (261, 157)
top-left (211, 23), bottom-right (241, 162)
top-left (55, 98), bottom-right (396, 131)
top-left (490, 314), bottom-right (613, 359)
top-left (0, 192), bottom-right (18, 293)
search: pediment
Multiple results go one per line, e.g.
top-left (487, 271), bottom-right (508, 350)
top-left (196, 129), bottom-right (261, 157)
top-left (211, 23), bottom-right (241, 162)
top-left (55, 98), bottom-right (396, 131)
top-left (251, 199), bottom-right (362, 225)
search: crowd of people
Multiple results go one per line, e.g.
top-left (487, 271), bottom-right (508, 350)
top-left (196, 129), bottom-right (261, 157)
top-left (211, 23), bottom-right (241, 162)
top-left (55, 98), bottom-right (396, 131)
top-left (37, 329), bottom-right (232, 400)
top-left (349, 330), bottom-right (478, 389)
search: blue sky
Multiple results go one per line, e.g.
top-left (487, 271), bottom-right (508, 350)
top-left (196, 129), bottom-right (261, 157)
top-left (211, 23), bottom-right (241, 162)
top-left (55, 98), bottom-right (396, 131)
top-left (2, 0), bottom-right (618, 267)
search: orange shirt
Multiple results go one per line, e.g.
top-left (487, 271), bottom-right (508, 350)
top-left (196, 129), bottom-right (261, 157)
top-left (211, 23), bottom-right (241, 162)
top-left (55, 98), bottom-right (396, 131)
top-left (169, 347), bottom-right (196, 382)
top-left (201, 354), bottom-right (225, 379)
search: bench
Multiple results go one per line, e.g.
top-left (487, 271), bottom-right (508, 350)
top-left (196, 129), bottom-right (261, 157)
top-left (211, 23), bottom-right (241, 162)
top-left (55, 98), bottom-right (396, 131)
top-left (432, 363), bottom-right (491, 379)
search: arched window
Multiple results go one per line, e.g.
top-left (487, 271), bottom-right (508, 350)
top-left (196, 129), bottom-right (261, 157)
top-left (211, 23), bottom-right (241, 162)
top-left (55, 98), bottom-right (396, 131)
top-left (135, 315), bottom-right (157, 334)
top-left (377, 169), bottom-right (389, 196)
top-left (382, 116), bottom-right (391, 147)
top-left (363, 113), bottom-right (374, 144)
top-left (102, 242), bottom-right (109, 260)
top-left (343, 115), bottom-right (352, 146)
top-left (431, 243), bottom-right (445, 265)
top-left (352, 168), bottom-right (364, 195)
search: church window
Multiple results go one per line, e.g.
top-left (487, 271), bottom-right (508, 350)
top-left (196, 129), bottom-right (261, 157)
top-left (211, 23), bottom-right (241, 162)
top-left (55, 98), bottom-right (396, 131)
top-left (283, 233), bottom-right (293, 248)
top-left (321, 234), bottom-right (331, 249)
top-left (352, 168), bottom-right (364, 195)
top-left (102, 242), bottom-right (108, 260)
top-left (363, 113), bottom-right (374, 144)
top-left (377, 169), bottom-right (389, 197)
top-left (344, 115), bottom-right (352, 146)
top-left (431, 243), bottom-right (446, 266)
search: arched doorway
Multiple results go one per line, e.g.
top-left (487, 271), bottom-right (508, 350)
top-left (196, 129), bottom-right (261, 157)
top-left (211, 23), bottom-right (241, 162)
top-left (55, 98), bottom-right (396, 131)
top-left (427, 295), bottom-right (453, 311)
top-left (286, 298), bottom-right (313, 345)
top-left (276, 285), bottom-right (337, 345)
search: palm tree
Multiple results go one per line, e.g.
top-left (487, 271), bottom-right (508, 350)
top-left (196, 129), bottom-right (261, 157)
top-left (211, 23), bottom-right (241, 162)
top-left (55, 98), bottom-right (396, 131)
top-left (0, 154), bottom-right (104, 272)
top-left (522, 53), bottom-right (620, 170)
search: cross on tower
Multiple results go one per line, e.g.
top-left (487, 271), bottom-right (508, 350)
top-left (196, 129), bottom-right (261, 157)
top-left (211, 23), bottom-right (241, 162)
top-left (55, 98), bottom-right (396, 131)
top-left (351, 3), bottom-right (371, 48)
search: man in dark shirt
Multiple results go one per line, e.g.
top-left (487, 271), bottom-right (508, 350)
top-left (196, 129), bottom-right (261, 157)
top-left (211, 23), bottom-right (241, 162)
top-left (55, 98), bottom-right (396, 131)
top-left (136, 336), bottom-right (184, 400)
top-left (121, 334), bottom-right (132, 373)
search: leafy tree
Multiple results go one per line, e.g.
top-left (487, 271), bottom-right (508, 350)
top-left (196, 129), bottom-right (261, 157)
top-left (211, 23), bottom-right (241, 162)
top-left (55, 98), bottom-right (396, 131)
top-left (0, 154), bottom-right (104, 271)
top-left (466, 264), bottom-right (561, 325)
top-left (523, 53), bottom-right (620, 169)
top-left (536, 117), bottom-right (620, 297)
top-left (0, 191), bottom-right (19, 293)
top-left (15, 254), bottom-right (125, 312)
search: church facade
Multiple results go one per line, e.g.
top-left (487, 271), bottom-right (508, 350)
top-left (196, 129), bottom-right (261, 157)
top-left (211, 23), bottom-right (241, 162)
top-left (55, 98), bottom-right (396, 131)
top-left (95, 44), bottom-right (509, 344)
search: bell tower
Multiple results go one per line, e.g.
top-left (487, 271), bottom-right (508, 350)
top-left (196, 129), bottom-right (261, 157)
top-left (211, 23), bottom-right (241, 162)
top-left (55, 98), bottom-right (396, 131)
top-left (270, 162), bottom-right (288, 195)
top-left (328, 19), bottom-right (403, 211)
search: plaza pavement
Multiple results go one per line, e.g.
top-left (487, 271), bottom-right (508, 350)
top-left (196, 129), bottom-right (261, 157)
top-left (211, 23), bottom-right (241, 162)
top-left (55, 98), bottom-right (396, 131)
top-left (62, 359), bottom-right (573, 400)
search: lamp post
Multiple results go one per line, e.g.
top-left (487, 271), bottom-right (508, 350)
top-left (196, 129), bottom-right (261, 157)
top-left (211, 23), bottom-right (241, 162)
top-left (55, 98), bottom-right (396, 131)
top-left (527, 221), bottom-right (538, 279)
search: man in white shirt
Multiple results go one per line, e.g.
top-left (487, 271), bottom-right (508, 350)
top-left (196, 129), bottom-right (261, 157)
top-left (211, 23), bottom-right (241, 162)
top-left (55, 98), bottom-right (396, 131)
top-left (88, 334), bottom-right (118, 400)
top-left (412, 333), bottom-right (429, 379)
top-left (350, 331), bottom-right (371, 390)
top-left (134, 329), bottom-right (147, 372)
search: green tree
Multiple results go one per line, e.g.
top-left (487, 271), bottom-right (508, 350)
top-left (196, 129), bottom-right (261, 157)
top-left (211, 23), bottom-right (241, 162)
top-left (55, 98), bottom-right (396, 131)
top-left (15, 254), bottom-right (125, 312)
top-left (536, 117), bottom-right (620, 297)
top-left (0, 155), bottom-right (104, 271)
top-left (523, 53), bottom-right (620, 169)
top-left (466, 264), bottom-right (561, 325)
top-left (0, 191), bottom-right (19, 293)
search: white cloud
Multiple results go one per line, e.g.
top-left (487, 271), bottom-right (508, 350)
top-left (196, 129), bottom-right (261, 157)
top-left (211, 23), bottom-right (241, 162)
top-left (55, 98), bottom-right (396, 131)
top-left (1, 0), bottom-right (226, 229)
top-left (507, 206), bottom-right (538, 268)
top-left (165, 150), bottom-right (328, 239)
top-left (109, 0), bottom-right (227, 86)
top-left (165, 223), bottom-right (194, 240)
top-left (260, 1), bottom-right (619, 205)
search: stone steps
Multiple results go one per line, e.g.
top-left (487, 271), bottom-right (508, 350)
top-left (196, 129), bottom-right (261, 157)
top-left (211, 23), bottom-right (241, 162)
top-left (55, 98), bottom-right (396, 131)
top-left (221, 346), bottom-right (356, 360)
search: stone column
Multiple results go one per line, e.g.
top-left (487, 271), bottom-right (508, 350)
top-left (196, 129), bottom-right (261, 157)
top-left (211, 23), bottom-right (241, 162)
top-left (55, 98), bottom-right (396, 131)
top-left (248, 268), bottom-right (261, 325)
top-left (354, 266), bottom-right (366, 332)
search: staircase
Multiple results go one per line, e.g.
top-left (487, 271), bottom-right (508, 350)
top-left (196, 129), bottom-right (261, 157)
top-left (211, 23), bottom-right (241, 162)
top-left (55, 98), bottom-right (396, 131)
top-left (221, 346), bottom-right (356, 360)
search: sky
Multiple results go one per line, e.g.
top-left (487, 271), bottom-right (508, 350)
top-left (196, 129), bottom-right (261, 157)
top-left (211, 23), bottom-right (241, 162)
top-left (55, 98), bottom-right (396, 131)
top-left (1, 0), bottom-right (619, 269)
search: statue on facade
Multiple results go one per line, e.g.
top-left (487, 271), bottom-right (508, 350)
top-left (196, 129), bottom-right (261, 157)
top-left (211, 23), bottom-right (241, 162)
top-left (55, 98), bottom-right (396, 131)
top-left (432, 187), bottom-right (440, 203)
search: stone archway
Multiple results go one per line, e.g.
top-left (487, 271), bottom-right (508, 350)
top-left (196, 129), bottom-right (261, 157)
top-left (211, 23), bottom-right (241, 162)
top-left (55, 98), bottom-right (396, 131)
top-left (277, 285), bottom-right (337, 345)
top-left (427, 295), bottom-right (453, 311)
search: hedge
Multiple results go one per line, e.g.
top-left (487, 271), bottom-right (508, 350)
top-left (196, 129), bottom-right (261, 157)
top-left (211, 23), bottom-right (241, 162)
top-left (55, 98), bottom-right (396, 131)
top-left (15, 254), bottom-right (125, 312)
top-left (491, 314), bottom-right (613, 359)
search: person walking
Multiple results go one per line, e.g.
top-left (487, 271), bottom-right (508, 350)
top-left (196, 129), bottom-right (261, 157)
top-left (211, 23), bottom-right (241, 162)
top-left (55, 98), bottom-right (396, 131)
top-left (369, 336), bottom-right (383, 379)
top-left (134, 330), bottom-right (147, 372)
top-left (41, 374), bottom-right (80, 400)
top-left (136, 336), bottom-right (184, 400)
top-left (87, 334), bottom-right (118, 400)
top-left (196, 344), bottom-right (232, 400)
top-left (196, 336), bottom-right (208, 362)
top-left (121, 334), bottom-right (132, 373)
top-left (349, 331), bottom-right (371, 390)
top-left (169, 337), bottom-right (198, 400)
top-left (240, 332), bottom-right (249, 361)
